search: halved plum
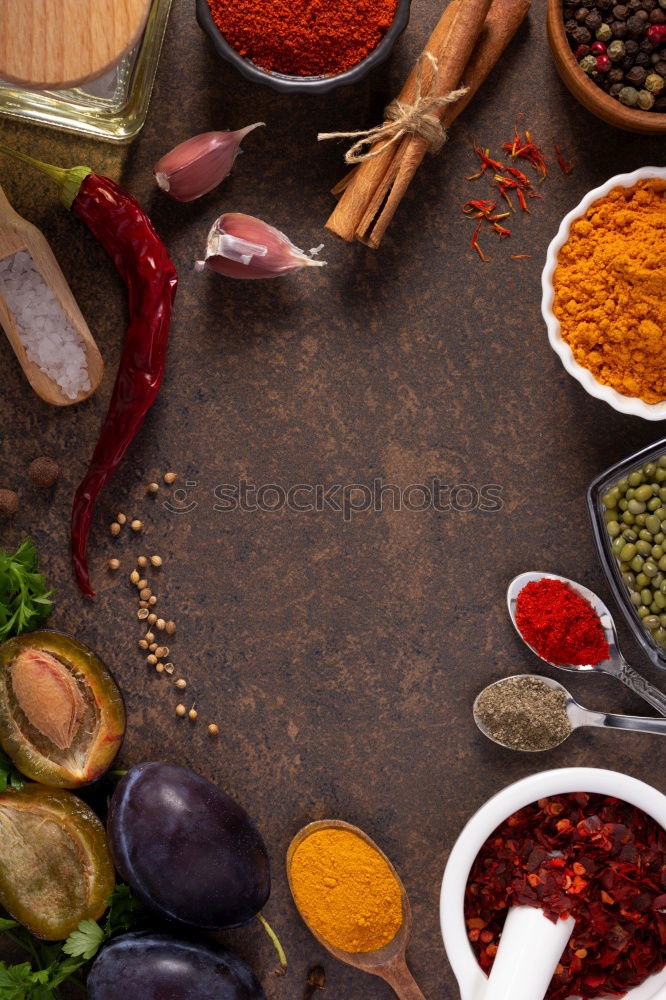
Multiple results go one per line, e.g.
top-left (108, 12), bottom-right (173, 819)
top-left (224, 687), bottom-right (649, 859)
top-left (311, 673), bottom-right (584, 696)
top-left (0, 784), bottom-right (115, 939)
top-left (0, 631), bottom-right (125, 787)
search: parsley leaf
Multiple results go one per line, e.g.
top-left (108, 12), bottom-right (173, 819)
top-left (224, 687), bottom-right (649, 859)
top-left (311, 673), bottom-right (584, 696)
top-left (61, 920), bottom-right (104, 962)
top-left (0, 540), bottom-right (54, 643)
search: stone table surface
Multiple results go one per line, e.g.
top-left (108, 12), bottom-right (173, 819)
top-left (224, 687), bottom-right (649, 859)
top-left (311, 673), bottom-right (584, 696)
top-left (0, 0), bottom-right (665, 996)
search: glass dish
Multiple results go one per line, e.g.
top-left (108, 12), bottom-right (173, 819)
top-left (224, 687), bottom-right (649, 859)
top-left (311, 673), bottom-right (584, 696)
top-left (0, 0), bottom-right (172, 143)
top-left (587, 438), bottom-right (666, 671)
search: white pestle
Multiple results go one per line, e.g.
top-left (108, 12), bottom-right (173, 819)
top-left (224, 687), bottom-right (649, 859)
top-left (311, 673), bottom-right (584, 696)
top-left (482, 906), bottom-right (576, 1000)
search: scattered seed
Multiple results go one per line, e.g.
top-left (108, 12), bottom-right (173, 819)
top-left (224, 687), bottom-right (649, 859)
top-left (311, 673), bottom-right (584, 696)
top-left (164, 662), bottom-right (175, 675)
top-left (155, 662), bottom-right (165, 674)
top-left (147, 654), bottom-right (158, 666)
top-left (110, 522), bottom-right (121, 536)
top-left (137, 578), bottom-right (148, 590)
top-left (108, 558), bottom-right (120, 570)
top-left (145, 631), bottom-right (155, 642)
top-left (131, 519), bottom-right (143, 532)
top-left (137, 555), bottom-right (148, 568)
top-left (139, 600), bottom-right (149, 609)
top-left (176, 704), bottom-right (187, 717)
top-left (149, 643), bottom-right (158, 652)
top-left (130, 570), bottom-right (140, 585)
top-left (147, 482), bottom-right (159, 494)
top-left (175, 678), bottom-right (187, 690)
top-left (138, 608), bottom-right (149, 620)
top-left (188, 707), bottom-right (198, 721)
top-left (148, 595), bottom-right (158, 606)
top-left (156, 618), bottom-right (166, 631)
top-left (147, 613), bottom-right (158, 625)
top-left (150, 555), bottom-right (163, 567)
top-left (165, 620), bottom-right (176, 635)
top-left (156, 646), bottom-right (169, 658)
top-left (139, 587), bottom-right (152, 601)
top-left (208, 724), bottom-right (219, 737)
top-left (117, 513), bottom-right (127, 525)
top-left (164, 472), bottom-right (177, 484)
top-left (138, 639), bottom-right (149, 650)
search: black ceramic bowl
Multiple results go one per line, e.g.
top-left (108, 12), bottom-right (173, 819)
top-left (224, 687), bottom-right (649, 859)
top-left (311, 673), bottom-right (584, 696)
top-left (196, 0), bottom-right (412, 95)
top-left (588, 438), bottom-right (666, 672)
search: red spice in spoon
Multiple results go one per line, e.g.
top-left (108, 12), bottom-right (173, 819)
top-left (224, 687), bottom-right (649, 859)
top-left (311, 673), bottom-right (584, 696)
top-left (515, 579), bottom-right (609, 666)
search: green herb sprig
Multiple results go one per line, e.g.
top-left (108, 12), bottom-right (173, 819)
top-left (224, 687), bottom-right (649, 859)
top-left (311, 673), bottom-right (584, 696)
top-left (0, 539), bottom-right (54, 643)
top-left (0, 885), bottom-right (144, 999)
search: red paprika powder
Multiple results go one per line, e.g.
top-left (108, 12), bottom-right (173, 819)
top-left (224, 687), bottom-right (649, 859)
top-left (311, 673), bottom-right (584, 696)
top-left (515, 579), bottom-right (609, 666)
top-left (206, 0), bottom-right (400, 77)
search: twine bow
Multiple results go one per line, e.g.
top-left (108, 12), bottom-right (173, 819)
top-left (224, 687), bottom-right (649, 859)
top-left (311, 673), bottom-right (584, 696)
top-left (317, 53), bottom-right (469, 165)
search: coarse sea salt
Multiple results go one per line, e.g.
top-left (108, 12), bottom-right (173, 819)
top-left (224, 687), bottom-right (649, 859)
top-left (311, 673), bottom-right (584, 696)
top-left (0, 250), bottom-right (91, 400)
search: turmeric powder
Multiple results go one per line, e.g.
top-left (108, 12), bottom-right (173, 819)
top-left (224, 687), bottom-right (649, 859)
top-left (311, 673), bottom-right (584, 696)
top-left (290, 827), bottom-right (403, 953)
top-left (553, 179), bottom-right (666, 404)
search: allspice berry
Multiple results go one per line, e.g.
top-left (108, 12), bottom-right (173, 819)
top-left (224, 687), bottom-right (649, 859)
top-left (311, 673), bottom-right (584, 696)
top-left (28, 456), bottom-right (59, 488)
top-left (0, 489), bottom-right (19, 516)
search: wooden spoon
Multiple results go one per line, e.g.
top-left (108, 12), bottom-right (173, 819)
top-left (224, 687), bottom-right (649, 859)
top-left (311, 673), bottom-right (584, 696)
top-left (0, 0), bottom-right (153, 91)
top-left (0, 184), bottom-right (103, 406)
top-left (287, 819), bottom-right (426, 1000)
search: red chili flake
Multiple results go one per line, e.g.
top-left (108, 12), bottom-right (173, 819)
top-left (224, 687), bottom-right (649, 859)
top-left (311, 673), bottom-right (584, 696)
top-left (464, 793), bottom-right (666, 1000)
top-left (554, 142), bottom-right (574, 175)
top-left (511, 254), bottom-right (531, 259)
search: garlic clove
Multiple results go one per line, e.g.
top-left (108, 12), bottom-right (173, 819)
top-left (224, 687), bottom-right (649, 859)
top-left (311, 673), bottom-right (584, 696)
top-left (153, 124), bottom-right (264, 202)
top-left (194, 213), bottom-right (326, 280)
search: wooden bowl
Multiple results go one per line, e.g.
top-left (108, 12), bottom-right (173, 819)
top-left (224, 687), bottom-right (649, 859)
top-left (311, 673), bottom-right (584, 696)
top-left (546, 0), bottom-right (666, 135)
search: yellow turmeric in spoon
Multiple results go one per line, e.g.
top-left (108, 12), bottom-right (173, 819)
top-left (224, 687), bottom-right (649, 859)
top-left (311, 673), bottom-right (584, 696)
top-left (290, 828), bottom-right (403, 953)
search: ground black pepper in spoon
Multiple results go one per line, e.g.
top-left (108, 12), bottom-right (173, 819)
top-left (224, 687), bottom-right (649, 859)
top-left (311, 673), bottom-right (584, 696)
top-left (474, 676), bottom-right (572, 751)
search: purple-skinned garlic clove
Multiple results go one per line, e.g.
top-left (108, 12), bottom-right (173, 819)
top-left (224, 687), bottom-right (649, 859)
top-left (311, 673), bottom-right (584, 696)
top-left (194, 213), bottom-right (326, 280)
top-left (153, 124), bottom-right (264, 202)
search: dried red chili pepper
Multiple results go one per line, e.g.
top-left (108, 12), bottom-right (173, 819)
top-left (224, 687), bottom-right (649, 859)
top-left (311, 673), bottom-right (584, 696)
top-left (515, 578), bottom-right (609, 666)
top-left (465, 793), bottom-right (666, 1000)
top-left (0, 146), bottom-right (178, 598)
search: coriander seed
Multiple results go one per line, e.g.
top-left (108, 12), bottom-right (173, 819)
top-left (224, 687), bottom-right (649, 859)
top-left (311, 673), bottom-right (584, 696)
top-left (131, 519), bottom-right (143, 532)
top-left (110, 522), bottom-right (121, 536)
top-left (164, 662), bottom-right (175, 674)
top-left (156, 646), bottom-right (169, 658)
top-left (130, 569), bottom-right (140, 584)
top-left (156, 662), bottom-right (165, 673)
top-left (139, 600), bottom-right (149, 609)
top-left (149, 643), bottom-right (157, 652)
top-left (147, 482), bottom-right (159, 494)
top-left (140, 587), bottom-right (152, 601)
top-left (147, 654), bottom-right (158, 666)
top-left (150, 555), bottom-right (162, 567)
top-left (148, 613), bottom-right (157, 625)
top-left (188, 707), bottom-right (198, 721)
top-left (137, 578), bottom-right (148, 589)
top-left (139, 639), bottom-right (149, 650)
top-left (117, 513), bottom-right (127, 525)
top-left (156, 618), bottom-right (166, 630)
top-left (145, 631), bottom-right (155, 642)
top-left (108, 558), bottom-right (120, 570)
top-left (208, 724), bottom-right (219, 737)
top-left (165, 620), bottom-right (176, 635)
top-left (175, 678), bottom-right (187, 690)
top-left (164, 472), bottom-right (177, 484)
top-left (137, 555), bottom-right (148, 568)
top-left (176, 704), bottom-right (187, 717)
top-left (138, 608), bottom-right (149, 620)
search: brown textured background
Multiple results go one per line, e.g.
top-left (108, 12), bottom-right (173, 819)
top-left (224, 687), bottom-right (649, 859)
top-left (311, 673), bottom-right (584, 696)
top-left (0, 0), bottom-right (665, 996)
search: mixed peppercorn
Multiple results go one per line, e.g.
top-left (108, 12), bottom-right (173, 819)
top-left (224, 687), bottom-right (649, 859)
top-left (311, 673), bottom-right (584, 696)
top-left (563, 0), bottom-right (666, 111)
top-left (465, 793), bottom-right (666, 1000)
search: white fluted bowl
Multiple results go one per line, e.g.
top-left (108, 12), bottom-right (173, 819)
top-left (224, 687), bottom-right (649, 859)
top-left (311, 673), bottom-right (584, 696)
top-left (440, 767), bottom-right (666, 1000)
top-left (541, 168), bottom-right (666, 422)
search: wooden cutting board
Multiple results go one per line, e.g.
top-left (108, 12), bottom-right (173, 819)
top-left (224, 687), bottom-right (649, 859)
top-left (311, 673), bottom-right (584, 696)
top-left (0, 0), bottom-right (153, 91)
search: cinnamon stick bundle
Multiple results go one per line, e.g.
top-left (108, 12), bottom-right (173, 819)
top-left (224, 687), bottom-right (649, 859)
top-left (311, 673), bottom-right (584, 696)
top-left (326, 0), bottom-right (531, 248)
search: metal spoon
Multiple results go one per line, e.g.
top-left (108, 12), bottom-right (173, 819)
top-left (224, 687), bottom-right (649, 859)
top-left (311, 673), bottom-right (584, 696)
top-left (508, 571), bottom-right (666, 717)
top-left (287, 820), bottom-right (425, 1000)
top-left (474, 674), bottom-right (666, 751)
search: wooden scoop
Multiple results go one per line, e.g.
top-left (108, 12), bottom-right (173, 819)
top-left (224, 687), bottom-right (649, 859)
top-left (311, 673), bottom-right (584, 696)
top-left (0, 0), bottom-right (153, 91)
top-left (0, 184), bottom-right (103, 406)
top-left (287, 820), bottom-right (426, 1000)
